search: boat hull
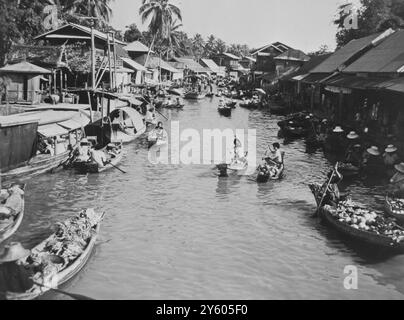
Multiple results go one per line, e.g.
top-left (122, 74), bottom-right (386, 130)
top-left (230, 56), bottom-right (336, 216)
top-left (0, 184), bottom-right (25, 243)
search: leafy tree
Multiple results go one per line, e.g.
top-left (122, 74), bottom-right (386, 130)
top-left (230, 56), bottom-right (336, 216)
top-left (308, 44), bottom-right (331, 56)
top-left (191, 33), bottom-right (205, 61)
top-left (334, 0), bottom-right (404, 47)
top-left (124, 23), bottom-right (142, 43)
top-left (214, 39), bottom-right (227, 55)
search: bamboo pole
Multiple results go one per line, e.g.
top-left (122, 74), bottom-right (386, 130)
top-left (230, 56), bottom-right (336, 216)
top-left (107, 33), bottom-right (113, 91)
top-left (91, 27), bottom-right (96, 89)
top-left (112, 33), bottom-right (118, 92)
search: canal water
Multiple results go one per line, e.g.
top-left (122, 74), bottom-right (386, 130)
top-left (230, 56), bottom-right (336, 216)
top-left (9, 96), bottom-right (404, 300)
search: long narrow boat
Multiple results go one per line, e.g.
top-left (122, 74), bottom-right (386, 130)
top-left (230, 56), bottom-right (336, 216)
top-left (0, 184), bottom-right (25, 243)
top-left (385, 196), bottom-right (404, 225)
top-left (1, 151), bottom-right (72, 184)
top-left (74, 142), bottom-right (123, 174)
top-left (6, 209), bottom-right (105, 300)
top-left (218, 106), bottom-right (232, 117)
top-left (184, 92), bottom-right (206, 100)
top-left (310, 184), bottom-right (404, 252)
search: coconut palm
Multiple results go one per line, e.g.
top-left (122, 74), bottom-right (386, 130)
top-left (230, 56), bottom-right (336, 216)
top-left (191, 33), bottom-right (205, 61)
top-left (159, 20), bottom-right (185, 58)
top-left (61, 0), bottom-right (113, 24)
top-left (139, 0), bottom-right (182, 39)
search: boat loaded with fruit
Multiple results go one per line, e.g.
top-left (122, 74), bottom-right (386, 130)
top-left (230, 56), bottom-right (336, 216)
top-left (310, 163), bottom-right (404, 252)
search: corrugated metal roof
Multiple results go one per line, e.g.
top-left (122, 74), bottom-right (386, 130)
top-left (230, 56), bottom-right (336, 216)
top-left (124, 40), bottom-right (150, 53)
top-left (35, 23), bottom-right (126, 45)
top-left (201, 59), bottom-right (220, 72)
top-left (0, 61), bottom-right (51, 74)
top-left (302, 73), bottom-right (332, 84)
top-left (173, 57), bottom-right (208, 73)
top-left (344, 29), bottom-right (404, 73)
top-left (147, 57), bottom-right (180, 73)
top-left (121, 57), bottom-right (148, 72)
top-left (310, 33), bottom-right (385, 73)
top-left (274, 49), bottom-right (310, 62)
top-left (222, 52), bottom-right (241, 60)
top-left (324, 74), bottom-right (391, 90)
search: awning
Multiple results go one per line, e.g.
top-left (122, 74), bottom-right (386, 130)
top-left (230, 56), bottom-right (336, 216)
top-left (302, 73), bottom-right (332, 84)
top-left (58, 119), bottom-right (83, 131)
top-left (292, 74), bottom-right (309, 81)
top-left (324, 75), bottom-right (392, 90)
top-left (121, 57), bottom-right (148, 72)
top-left (373, 78), bottom-right (404, 94)
top-left (38, 124), bottom-right (69, 137)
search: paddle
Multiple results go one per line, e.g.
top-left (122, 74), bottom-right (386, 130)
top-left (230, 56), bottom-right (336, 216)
top-left (33, 282), bottom-right (95, 300)
top-left (155, 108), bottom-right (169, 121)
top-left (106, 161), bottom-right (127, 174)
top-left (314, 163), bottom-right (339, 217)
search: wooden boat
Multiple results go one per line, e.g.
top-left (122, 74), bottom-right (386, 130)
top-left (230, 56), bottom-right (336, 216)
top-left (167, 88), bottom-right (183, 96)
top-left (218, 106), bottom-right (232, 117)
top-left (6, 209), bottom-right (105, 300)
top-left (226, 100), bottom-right (237, 108)
top-left (0, 184), bottom-right (25, 243)
top-left (310, 184), bottom-right (404, 252)
top-left (1, 150), bottom-right (72, 184)
top-left (110, 108), bottom-right (146, 144)
top-left (338, 162), bottom-right (360, 177)
top-left (385, 196), bottom-right (404, 224)
top-left (164, 103), bottom-right (184, 110)
top-left (147, 130), bottom-right (168, 149)
top-left (184, 92), bottom-right (206, 100)
top-left (282, 125), bottom-right (308, 139)
top-left (74, 142), bottom-right (123, 174)
top-left (228, 158), bottom-right (248, 172)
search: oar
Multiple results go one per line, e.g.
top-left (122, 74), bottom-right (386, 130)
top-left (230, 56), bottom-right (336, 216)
top-left (107, 161), bottom-right (127, 174)
top-left (155, 108), bottom-right (169, 121)
top-left (314, 163), bottom-right (339, 217)
top-left (34, 282), bottom-right (95, 300)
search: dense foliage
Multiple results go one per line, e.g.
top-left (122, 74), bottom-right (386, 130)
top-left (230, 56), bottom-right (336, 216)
top-left (335, 0), bottom-right (404, 47)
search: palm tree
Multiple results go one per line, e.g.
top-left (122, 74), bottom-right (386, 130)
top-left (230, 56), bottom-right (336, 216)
top-left (159, 20), bottom-right (184, 59)
top-left (139, 0), bottom-right (182, 39)
top-left (60, 0), bottom-right (113, 26)
top-left (139, 0), bottom-right (182, 68)
top-left (204, 34), bottom-right (216, 57)
top-left (191, 33), bottom-right (205, 61)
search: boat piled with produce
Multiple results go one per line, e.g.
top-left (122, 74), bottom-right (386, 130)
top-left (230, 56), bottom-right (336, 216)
top-left (6, 209), bottom-right (105, 300)
top-left (310, 184), bottom-right (404, 251)
top-left (385, 196), bottom-right (404, 224)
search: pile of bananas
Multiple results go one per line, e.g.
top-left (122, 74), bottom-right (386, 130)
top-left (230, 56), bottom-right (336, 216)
top-left (328, 199), bottom-right (404, 243)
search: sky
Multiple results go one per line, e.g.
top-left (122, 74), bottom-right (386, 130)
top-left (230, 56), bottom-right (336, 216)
top-left (110, 0), bottom-right (362, 53)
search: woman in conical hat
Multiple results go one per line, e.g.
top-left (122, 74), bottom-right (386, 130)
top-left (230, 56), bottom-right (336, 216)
top-left (363, 146), bottom-right (383, 172)
top-left (0, 243), bottom-right (33, 298)
top-left (390, 163), bottom-right (404, 198)
top-left (383, 145), bottom-right (400, 169)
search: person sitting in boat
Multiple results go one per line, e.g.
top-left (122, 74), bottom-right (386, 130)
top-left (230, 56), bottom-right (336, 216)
top-left (0, 243), bottom-right (34, 299)
top-left (233, 136), bottom-right (243, 161)
top-left (326, 126), bottom-right (346, 155)
top-left (219, 98), bottom-right (226, 108)
top-left (383, 145), bottom-right (400, 169)
top-left (264, 143), bottom-right (284, 176)
top-left (390, 163), bottom-right (404, 198)
top-left (321, 164), bottom-right (344, 207)
top-left (345, 144), bottom-right (363, 168)
top-left (76, 138), bottom-right (91, 162)
top-left (90, 149), bottom-right (110, 168)
top-left (145, 108), bottom-right (156, 125)
top-left (362, 146), bottom-right (383, 171)
top-left (106, 143), bottom-right (120, 159)
top-left (155, 122), bottom-right (167, 140)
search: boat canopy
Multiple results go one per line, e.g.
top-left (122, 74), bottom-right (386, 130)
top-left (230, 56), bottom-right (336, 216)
top-left (110, 107), bottom-right (145, 132)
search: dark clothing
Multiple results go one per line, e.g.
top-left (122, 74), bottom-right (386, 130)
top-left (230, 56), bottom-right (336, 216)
top-left (0, 262), bottom-right (33, 299)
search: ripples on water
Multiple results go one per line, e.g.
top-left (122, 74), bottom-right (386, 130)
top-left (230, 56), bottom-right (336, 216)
top-left (7, 97), bottom-right (404, 300)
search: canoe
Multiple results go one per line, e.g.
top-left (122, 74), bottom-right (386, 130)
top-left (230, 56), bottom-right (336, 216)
top-left (218, 106), bottom-right (232, 117)
top-left (0, 151), bottom-right (72, 184)
top-left (111, 125), bottom-right (146, 144)
top-left (74, 142), bottom-right (123, 174)
top-left (184, 92), bottom-right (206, 100)
top-left (0, 184), bottom-right (25, 243)
top-left (310, 184), bottom-right (404, 252)
top-left (385, 196), bottom-right (404, 225)
top-left (338, 162), bottom-right (360, 177)
top-left (282, 126), bottom-right (308, 138)
top-left (147, 131), bottom-right (168, 149)
top-left (256, 165), bottom-right (284, 183)
top-left (6, 209), bottom-right (105, 300)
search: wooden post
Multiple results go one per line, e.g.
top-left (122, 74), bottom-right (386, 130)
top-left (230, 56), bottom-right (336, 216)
top-left (91, 27), bottom-right (96, 90)
top-left (101, 82), bottom-right (105, 127)
top-left (107, 33), bottom-right (113, 91)
top-left (53, 70), bottom-right (57, 94)
top-left (87, 90), bottom-right (93, 123)
top-left (59, 70), bottom-right (63, 101)
top-left (112, 33), bottom-right (118, 91)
